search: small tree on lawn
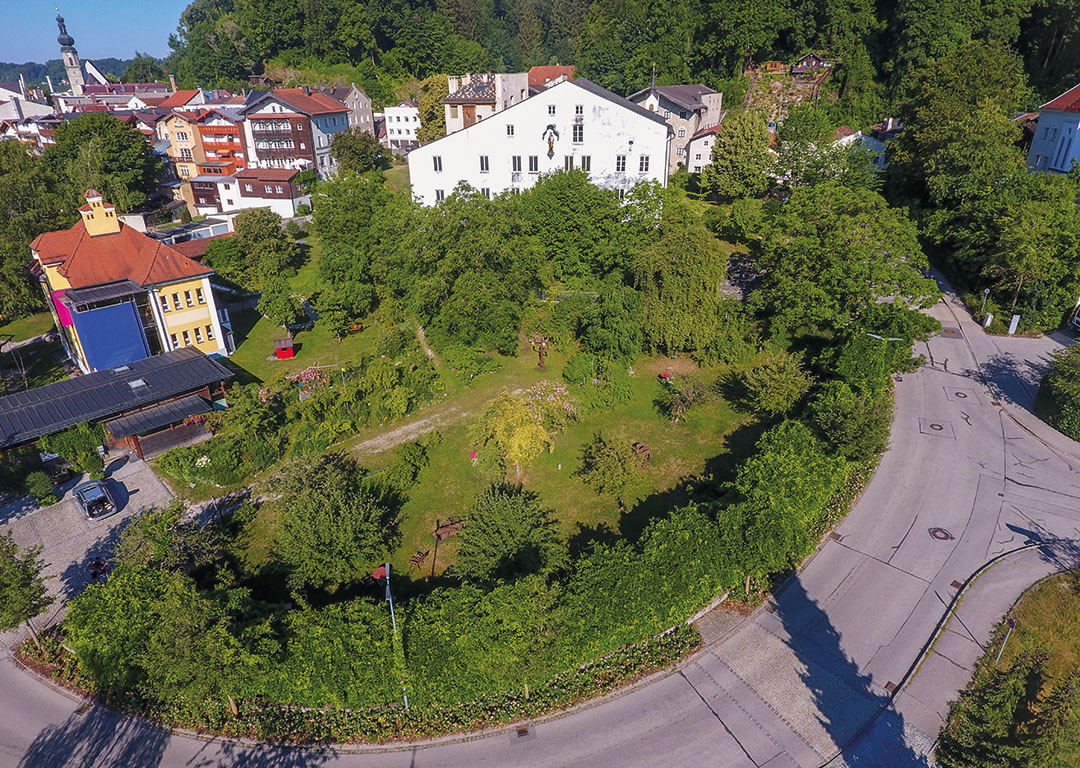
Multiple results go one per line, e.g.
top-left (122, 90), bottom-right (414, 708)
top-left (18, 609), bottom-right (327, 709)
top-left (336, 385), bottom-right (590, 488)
top-left (0, 532), bottom-right (53, 649)
top-left (577, 432), bottom-right (641, 510)
top-left (258, 273), bottom-right (299, 335)
top-left (741, 350), bottom-right (813, 417)
top-left (456, 484), bottom-right (566, 585)
top-left (317, 289), bottom-right (352, 341)
top-left (330, 128), bottom-right (391, 173)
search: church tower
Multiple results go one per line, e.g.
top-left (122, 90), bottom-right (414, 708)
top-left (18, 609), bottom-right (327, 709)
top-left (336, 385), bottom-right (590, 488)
top-left (56, 12), bottom-right (84, 96)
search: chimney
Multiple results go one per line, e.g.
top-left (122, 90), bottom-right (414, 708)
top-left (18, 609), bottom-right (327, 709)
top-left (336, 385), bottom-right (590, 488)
top-left (46, 75), bottom-right (55, 95)
top-left (13, 97), bottom-right (23, 119)
top-left (168, 74), bottom-right (177, 93)
top-left (302, 85), bottom-right (310, 96)
top-left (18, 73), bottom-right (27, 99)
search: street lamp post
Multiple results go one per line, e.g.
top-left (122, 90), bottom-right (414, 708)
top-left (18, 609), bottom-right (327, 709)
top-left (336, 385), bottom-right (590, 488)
top-left (980, 287), bottom-right (991, 317)
top-left (995, 617), bottom-right (1016, 664)
top-left (384, 562), bottom-right (409, 709)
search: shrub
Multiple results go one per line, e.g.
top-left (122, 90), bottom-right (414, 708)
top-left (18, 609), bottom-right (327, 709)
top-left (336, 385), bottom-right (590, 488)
top-left (1037, 345), bottom-right (1080, 441)
top-left (285, 220), bottom-right (306, 240)
top-left (655, 374), bottom-right (712, 422)
top-left (741, 351), bottom-right (812, 416)
top-left (441, 344), bottom-right (501, 384)
top-left (808, 381), bottom-right (892, 461)
top-left (295, 203), bottom-right (311, 216)
top-left (24, 471), bottom-right (55, 504)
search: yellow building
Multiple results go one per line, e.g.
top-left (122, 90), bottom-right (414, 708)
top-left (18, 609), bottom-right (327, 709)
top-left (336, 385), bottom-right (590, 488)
top-left (30, 190), bottom-right (232, 373)
top-left (163, 111), bottom-right (207, 213)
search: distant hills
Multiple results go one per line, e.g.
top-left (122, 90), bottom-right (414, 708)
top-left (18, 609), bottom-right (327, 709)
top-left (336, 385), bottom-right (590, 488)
top-left (0, 58), bottom-right (134, 87)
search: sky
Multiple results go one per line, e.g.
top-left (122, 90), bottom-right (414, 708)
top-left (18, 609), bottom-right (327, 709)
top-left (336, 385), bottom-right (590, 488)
top-left (1, 0), bottom-right (191, 63)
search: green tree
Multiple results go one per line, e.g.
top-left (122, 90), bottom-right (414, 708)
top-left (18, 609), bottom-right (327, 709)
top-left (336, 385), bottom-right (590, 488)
top-left (456, 484), bottom-right (566, 584)
top-left (633, 195), bottom-right (728, 353)
top-left (46, 112), bottom-right (161, 212)
top-left (330, 127), bottom-right (391, 173)
top-left (231, 208), bottom-right (298, 289)
top-left (257, 273), bottom-right (299, 332)
top-left (755, 183), bottom-right (937, 334)
top-left (0, 533), bottom-right (52, 647)
top-left (1028, 671), bottom-right (1080, 765)
top-left (577, 432), bottom-right (641, 509)
top-left (316, 289), bottom-right (353, 340)
top-left (808, 380), bottom-right (892, 461)
top-left (471, 392), bottom-right (558, 480)
top-left (121, 52), bottom-right (165, 83)
top-left (270, 454), bottom-right (393, 594)
top-left (699, 110), bottom-right (774, 201)
top-left (741, 350), bottom-right (813, 416)
top-left (416, 73), bottom-right (450, 143)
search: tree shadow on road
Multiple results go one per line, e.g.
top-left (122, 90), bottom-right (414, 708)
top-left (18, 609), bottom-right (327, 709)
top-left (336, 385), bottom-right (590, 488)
top-left (977, 352), bottom-right (1051, 413)
top-left (18, 706), bottom-right (169, 768)
top-left (183, 739), bottom-right (336, 767)
top-left (775, 577), bottom-right (934, 766)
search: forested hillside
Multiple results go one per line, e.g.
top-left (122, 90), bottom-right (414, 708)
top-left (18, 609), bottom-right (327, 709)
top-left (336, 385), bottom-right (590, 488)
top-left (0, 58), bottom-right (133, 87)
top-left (165, 0), bottom-right (1079, 111)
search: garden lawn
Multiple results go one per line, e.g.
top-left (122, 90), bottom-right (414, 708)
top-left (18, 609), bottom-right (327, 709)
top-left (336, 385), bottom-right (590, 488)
top-left (1, 339), bottom-right (68, 391)
top-left (993, 571), bottom-right (1080, 689)
top-left (0, 312), bottom-right (54, 342)
top-left (385, 163), bottom-right (410, 194)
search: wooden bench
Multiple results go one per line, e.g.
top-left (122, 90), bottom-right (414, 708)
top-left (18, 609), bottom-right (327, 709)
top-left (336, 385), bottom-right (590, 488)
top-left (632, 442), bottom-right (652, 463)
top-left (433, 517), bottom-right (466, 542)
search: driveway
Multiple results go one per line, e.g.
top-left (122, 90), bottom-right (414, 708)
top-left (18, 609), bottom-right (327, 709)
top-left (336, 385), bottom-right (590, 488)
top-left (0, 455), bottom-right (173, 614)
top-left (3, 279), bottom-right (1080, 768)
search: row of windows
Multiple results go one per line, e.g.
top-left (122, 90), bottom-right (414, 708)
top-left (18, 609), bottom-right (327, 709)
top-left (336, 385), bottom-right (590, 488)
top-left (1042, 126), bottom-right (1061, 141)
top-left (169, 324), bottom-right (216, 348)
top-left (433, 154), bottom-right (650, 174)
top-left (389, 114), bottom-right (417, 122)
top-left (159, 287), bottom-right (206, 313)
top-left (499, 122), bottom-right (583, 142)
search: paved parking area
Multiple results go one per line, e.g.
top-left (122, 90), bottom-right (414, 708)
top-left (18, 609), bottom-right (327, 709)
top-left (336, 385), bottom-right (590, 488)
top-left (0, 456), bottom-right (173, 619)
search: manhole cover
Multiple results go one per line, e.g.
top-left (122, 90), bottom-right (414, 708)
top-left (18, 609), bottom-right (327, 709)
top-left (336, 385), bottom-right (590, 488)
top-left (929, 527), bottom-right (955, 541)
top-left (951, 580), bottom-right (964, 590)
top-left (929, 423), bottom-right (944, 431)
top-left (941, 328), bottom-right (961, 337)
top-left (885, 681), bottom-right (898, 693)
top-left (517, 726), bottom-right (530, 738)
top-left (954, 391), bottom-right (968, 399)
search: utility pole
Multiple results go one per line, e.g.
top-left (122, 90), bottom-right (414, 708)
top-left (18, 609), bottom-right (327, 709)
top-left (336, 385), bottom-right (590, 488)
top-left (995, 617), bottom-right (1016, 664)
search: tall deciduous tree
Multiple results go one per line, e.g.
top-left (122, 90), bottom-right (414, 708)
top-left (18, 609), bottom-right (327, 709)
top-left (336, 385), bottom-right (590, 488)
top-left (741, 350), bottom-right (813, 416)
top-left (121, 52), bottom-right (165, 83)
top-left (257, 273), bottom-right (300, 332)
top-left (330, 127), bottom-right (391, 173)
top-left (416, 73), bottom-right (450, 143)
top-left (755, 183), bottom-right (937, 334)
top-left (577, 433), bottom-right (641, 509)
top-left (699, 110), bottom-right (774, 201)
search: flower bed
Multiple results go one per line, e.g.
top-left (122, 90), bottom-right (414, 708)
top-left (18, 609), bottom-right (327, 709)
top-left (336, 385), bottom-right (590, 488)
top-left (18, 624), bottom-right (700, 745)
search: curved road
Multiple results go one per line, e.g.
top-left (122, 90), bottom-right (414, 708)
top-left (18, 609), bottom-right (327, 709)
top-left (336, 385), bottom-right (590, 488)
top-left (5, 282), bottom-right (1080, 768)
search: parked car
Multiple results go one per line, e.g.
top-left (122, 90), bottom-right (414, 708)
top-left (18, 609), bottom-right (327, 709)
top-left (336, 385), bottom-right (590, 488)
top-left (74, 480), bottom-right (117, 521)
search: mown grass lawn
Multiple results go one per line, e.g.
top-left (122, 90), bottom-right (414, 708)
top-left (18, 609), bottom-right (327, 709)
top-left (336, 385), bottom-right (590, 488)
top-left (995, 571), bottom-right (1080, 688)
top-left (0, 312), bottom-right (54, 342)
top-left (1, 339), bottom-right (68, 392)
top-left (385, 163), bottom-right (411, 194)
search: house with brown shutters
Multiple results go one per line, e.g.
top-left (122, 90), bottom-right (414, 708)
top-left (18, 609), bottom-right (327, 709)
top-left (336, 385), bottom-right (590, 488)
top-left (240, 87), bottom-right (349, 176)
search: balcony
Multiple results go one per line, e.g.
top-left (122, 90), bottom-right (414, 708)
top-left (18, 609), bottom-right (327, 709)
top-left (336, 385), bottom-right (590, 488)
top-left (251, 125), bottom-right (294, 136)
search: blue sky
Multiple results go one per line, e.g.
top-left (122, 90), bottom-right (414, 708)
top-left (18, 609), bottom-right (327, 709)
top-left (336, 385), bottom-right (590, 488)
top-left (3, 1), bottom-right (191, 63)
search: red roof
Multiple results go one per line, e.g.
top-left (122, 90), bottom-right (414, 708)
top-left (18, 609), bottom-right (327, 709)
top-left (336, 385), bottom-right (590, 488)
top-left (170, 233), bottom-right (231, 261)
top-left (30, 219), bottom-right (213, 289)
top-left (249, 88), bottom-right (348, 116)
top-left (158, 90), bottom-right (200, 108)
top-left (1043, 82), bottom-right (1080, 113)
top-left (833, 125), bottom-right (857, 139)
top-left (528, 66), bottom-right (575, 89)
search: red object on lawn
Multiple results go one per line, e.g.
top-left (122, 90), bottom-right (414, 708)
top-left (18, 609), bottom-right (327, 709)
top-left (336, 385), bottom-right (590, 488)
top-left (275, 338), bottom-right (294, 359)
top-left (371, 565), bottom-right (387, 581)
top-left (659, 371), bottom-right (672, 379)
top-left (468, 451), bottom-right (477, 459)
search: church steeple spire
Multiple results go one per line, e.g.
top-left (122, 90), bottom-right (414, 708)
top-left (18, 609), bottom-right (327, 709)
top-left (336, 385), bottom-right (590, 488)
top-left (55, 9), bottom-right (85, 96)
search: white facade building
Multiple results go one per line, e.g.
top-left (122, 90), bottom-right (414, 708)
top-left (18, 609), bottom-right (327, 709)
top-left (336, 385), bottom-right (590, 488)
top-left (1027, 82), bottom-right (1080, 174)
top-left (382, 101), bottom-right (421, 153)
top-left (409, 78), bottom-right (672, 206)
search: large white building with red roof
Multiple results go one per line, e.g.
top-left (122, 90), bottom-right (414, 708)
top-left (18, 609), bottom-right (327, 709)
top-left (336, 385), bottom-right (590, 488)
top-left (1028, 82), bottom-right (1080, 174)
top-left (31, 191), bottom-right (231, 373)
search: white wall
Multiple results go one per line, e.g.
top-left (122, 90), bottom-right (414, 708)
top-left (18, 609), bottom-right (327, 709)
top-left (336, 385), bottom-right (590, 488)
top-left (384, 104), bottom-right (420, 145)
top-left (1028, 111), bottom-right (1080, 174)
top-left (409, 80), bottom-right (670, 205)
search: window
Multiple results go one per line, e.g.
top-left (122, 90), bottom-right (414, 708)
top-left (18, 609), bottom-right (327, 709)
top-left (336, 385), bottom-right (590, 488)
top-left (299, 142), bottom-right (306, 149)
top-left (639, 155), bottom-right (650, 172)
top-left (206, 324), bottom-right (215, 341)
top-left (616, 155), bottom-right (626, 172)
top-left (179, 165), bottom-right (189, 177)
top-left (264, 185), bottom-right (273, 194)
top-left (275, 185), bottom-right (284, 194)
top-left (572, 124), bottom-right (583, 143)
top-left (433, 156), bottom-right (443, 172)
top-left (172, 293), bottom-right (182, 311)
top-left (180, 148), bottom-right (192, 160)
top-left (435, 189), bottom-right (445, 202)
top-left (169, 333), bottom-right (179, 349)
top-left (677, 128), bottom-right (686, 138)
top-left (182, 290), bottom-right (193, 307)
top-left (481, 188), bottom-right (490, 198)
top-left (295, 123), bottom-right (302, 131)
top-left (664, 110), bottom-right (670, 119)
top-left (176, 131), bottom-right (188, 142)
top-left (182, 330), bottom-right (191, 346)
top-left (450, 105), bottom-right (459, 118)
top-left (580, 156), bottom-right (591, 171)
top-left (695, 153), bottom-right (701, 160)
top-left (564, 155), bottom-right (573, 170)
top-left (680, 111), bottom-right (688, 119)
top-left (512, 155), bottom-right (522, 172)
top-left (194, 326), bottom-right (204, 343)
top-left (529, 155), bottom-right (539, 173)
top-left (196, 287), bottom-right (205, 305)
top-left (548, 104), bottom-right (556, 115)
top-left (244, 183), bottom-right (253, 192)
top-left (479, 155), bottom-right (490, 172)
top-left (507, 124), bottom-right (515, 137)
top-left (575, 105), bottom-right (583, 116)
top-left (676, 147), bottom-right (684, 155)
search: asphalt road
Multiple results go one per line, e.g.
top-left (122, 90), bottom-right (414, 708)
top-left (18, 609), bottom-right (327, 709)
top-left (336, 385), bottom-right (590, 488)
top-left (4, 280), bottom-right (1080, 768)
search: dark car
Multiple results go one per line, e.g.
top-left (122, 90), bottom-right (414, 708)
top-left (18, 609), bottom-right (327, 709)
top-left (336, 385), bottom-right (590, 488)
top-left (74, 481), bottom-right (118, 521)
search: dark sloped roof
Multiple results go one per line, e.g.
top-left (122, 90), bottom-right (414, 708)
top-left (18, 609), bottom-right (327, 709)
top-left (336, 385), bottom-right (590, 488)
top-left (62, 279), bottom-right (143, 306)
top-left (628, 84), bottom-right (717, 112)
top-left (443, 75), bottom-right (497, 105)
top-left (0, 347), bottom-right (232, 449)
top-left (104, 393), bottom-right (211, 438)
